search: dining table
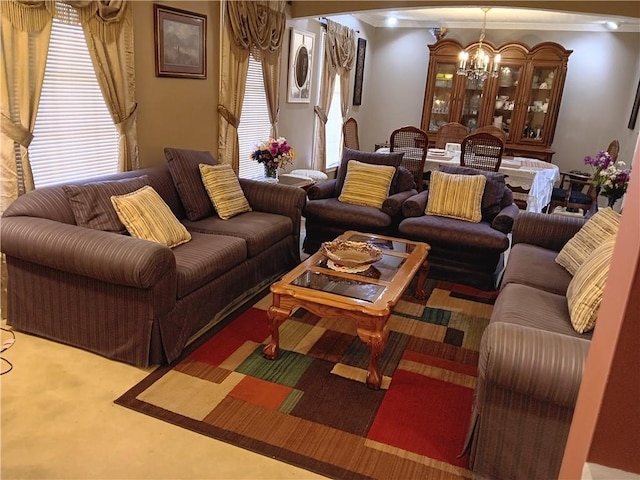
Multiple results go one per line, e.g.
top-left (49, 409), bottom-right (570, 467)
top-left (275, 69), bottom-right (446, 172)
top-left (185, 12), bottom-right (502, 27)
top-left (377, 147), bottom-right (560, 213)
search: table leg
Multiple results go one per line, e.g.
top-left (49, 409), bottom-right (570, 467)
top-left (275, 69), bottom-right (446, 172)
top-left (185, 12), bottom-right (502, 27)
top-left (357, 324), bottom-right (389, 390)
top-left (414, 258), bottom-right (431, 300)
top-left (262, 306), bottom-right (289, 360)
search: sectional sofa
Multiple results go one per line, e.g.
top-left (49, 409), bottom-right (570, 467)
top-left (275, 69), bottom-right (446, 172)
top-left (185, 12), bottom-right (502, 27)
top-left (1, 152), bottom-right (306, 367)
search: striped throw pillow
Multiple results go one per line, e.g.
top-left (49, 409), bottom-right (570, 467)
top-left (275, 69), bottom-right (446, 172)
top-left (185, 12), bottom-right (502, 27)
top-left (426, 171), bottom-right (486, 223)
top-left (567, 236), bottom-right (617, 333)
top-left (111, 186), bottom-right (191, 248)
top-left (199, 164), bottom-right (252, 220)
top-left (338, 160), bottom-right (396, 209)
top-left (556, 207), bottom-right (621, 275)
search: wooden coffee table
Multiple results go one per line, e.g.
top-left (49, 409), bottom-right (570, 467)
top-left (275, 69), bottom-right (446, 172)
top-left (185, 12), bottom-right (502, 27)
top-left (262, 231), bottom-right (430, 389)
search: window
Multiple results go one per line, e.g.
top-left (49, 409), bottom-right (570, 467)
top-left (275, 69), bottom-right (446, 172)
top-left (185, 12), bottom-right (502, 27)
top-left (29, 2), bottom-right (119, 187)
top-left (316, 31), bottom-right (343, 170)
top-left (238, 55), bottom-right (272, 179)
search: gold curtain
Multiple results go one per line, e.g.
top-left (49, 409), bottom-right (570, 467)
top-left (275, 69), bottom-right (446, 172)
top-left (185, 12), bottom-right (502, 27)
top-left (0, 0), bottom-right (54, 211)
top-left (68, 0), bottom-right (138, 171)
top-left (312, 19), bottom-right (356, 171)
top-left (218, 0), bottom-right (285, 169)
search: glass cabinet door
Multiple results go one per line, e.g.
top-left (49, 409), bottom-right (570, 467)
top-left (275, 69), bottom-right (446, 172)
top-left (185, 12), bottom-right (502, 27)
top-left (460, 76), bottom-right (485, 132)
top-left (490, 64), bottom-right (523, 142)
top-left (521, 65), bottom-right (557, 142)
top-left (429, 63), bottom-right (456, 131)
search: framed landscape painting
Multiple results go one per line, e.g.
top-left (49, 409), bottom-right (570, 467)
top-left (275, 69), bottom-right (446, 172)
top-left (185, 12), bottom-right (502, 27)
top-left (154, 4), bottom-right (207, 79)
top-left (287, 29), bottom-right (315, 103)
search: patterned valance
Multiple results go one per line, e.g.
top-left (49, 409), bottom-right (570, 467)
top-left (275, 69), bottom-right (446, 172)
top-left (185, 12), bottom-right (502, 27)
top-left (226, 0), bottom-right (286, 55)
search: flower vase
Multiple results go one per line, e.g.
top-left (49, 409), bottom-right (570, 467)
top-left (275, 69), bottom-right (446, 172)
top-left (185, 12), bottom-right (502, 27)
top-left (607, 197), bottom-right (618, 209)
top-left (264, 164), bottom-right (278, 183)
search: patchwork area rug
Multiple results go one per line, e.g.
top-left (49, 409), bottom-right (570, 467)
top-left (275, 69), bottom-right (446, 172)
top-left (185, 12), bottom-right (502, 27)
top-left (116, 280), bottom-right (497, 480)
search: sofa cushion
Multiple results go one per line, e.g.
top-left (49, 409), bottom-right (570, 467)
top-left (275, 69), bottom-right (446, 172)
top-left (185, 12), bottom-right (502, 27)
top-left (399, 214), bottom-right (509, 253)
top-left (164, 147), bottom-right (217, 221)
top-left (111, 186), bottom-right (192, 248)
top-left (183, 211), bottom-right (292, 258)
top-left (172, 232), bottom-right (247, 298)
top-left (490, 283), bottom-right (592, 340)
top-left (439, 165), bottom-right (506, 221)
top-left (426, 171), bottom-right (486, 223)
top-left (567, 237), bottom-right (616, 333)
top-left (501, 244), bottom-right (573, 296)
top-left (199, 164), bottom-right (252, 220)
top-left (555, 207), bottom-right (620, 275)
top-left (335, 148), bottom-right (404, 196)
top-left (63, 176), bottom-right (150, 234)
top-left (304, 198), bottom-right (394, 231)
top-left (338, 160), bottom-right (396, 209)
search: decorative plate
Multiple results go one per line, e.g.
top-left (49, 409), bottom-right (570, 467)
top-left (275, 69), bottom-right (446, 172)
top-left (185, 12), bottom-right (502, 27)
top-left (320, 241), bottom-right (383, 270)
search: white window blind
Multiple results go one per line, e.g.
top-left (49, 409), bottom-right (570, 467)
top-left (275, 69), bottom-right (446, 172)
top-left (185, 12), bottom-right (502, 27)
top-left (29, 2), bottom-right (119, 187)
top-left (325, 80), bottom-right (343, 169)
top-left (238, 55), bottom-right (272, 179)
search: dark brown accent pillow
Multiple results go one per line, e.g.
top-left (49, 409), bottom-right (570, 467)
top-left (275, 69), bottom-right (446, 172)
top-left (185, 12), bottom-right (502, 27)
top-left (63, 176), bottom-right (150, 233)
top-left (164, 148), bottom-right (217, 221)
top-left (438, 165), bottom-right (506, 221)
top-left (336, 148), bottom-right (405, 196)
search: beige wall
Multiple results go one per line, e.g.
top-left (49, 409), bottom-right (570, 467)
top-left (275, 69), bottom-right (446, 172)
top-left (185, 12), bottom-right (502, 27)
top-left (132, 1), bottom-right (220, 168)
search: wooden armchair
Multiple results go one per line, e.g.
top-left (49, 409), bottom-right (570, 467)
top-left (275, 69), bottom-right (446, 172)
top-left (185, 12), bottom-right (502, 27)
top-left (607, 139), bottom-right (620, 162)
top-left (434, 122), bottom-right (469, 149)
top-left (460, 132), bottom-right (504, 172)
top-left (547, 172), bottom-right (596, 215)
top-left (390, 126), bottom-right (429, 191)
top-left (475, 125), bottom-right (508, 144)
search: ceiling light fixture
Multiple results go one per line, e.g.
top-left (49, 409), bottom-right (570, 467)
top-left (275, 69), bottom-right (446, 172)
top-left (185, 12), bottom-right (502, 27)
top-left (457, 7), bottom-right (500, 80)
top-left (605, 20), bottom-right (620, 30)
top-left (386, 16), bottom-right (398, 27)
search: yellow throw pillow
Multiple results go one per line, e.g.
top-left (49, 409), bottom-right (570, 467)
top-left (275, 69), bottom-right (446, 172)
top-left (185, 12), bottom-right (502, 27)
top-left (556, 207), bottom-right (621, 275)
top-left (111, 185), bottom-right (191, 248)
top-left (566, 236), bottom-right (617, 333)
top-left (199, 164), bottom-right (252, 220)
top-left (338, 160), bottom-right (396, 209)
top-left (426, 170), bottom-right (486, 223)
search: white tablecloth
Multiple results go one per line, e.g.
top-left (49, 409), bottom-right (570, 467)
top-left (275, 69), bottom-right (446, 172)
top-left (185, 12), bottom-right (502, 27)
top-left (377, 148), bottom-right (559, 213)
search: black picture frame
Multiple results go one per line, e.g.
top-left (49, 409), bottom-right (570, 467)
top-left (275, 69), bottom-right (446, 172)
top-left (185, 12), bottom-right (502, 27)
top-left (353, 38), bottom-right (366, 106)
top-left (154, 4), bottom-right (207, 79)
top-left (628, 78), bottom-right (640, 130)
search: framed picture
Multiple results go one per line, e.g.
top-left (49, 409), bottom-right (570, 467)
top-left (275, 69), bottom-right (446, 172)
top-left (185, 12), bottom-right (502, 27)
top-left (154, 4), bottom-right (206, 79)
top-left (628, 78), bottom-right (640, 130)
top-left (353, 38), bottom-right (366, 106)
top-left (287, 29), bottom-right (315, 103)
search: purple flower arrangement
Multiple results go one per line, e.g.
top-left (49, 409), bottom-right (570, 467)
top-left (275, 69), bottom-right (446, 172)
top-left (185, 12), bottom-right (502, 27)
top-left (250, 137), bottom-right (296, 170)
top-left (584, 150), bottom-right (631, 206)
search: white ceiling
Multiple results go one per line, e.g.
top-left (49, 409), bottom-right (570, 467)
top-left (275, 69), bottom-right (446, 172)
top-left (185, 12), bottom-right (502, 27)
top-left (353, 7), bottom-right (640, 32)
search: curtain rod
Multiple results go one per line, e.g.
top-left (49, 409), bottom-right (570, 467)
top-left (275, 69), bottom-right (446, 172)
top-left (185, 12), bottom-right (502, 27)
top-left (318, 17), bottom-right (360, 33)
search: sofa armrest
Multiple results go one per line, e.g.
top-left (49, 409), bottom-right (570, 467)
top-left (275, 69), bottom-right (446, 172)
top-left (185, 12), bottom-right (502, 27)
top-left (382, 189), bottom-right (418, 217)
top-left (1, 217), bottom-right (175, 288)
top-left (479, 322), bottom-right (590, 408)
top-left (491, 204), bottom-right (520, 234)
top-left (512, 211), bottom-right (586, 252)
top-left (306, 179), bottom-right (337, 200)
top-left (239, 179), bottom-right (306, 237)
top-left (401, 190), bottom-right (429, 218)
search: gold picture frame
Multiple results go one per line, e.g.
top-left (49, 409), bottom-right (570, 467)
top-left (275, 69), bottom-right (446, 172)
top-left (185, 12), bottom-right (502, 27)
top-left (287, 28), bottom-right (315, 103)
top-left (154, 4), bottom-right (207, 79)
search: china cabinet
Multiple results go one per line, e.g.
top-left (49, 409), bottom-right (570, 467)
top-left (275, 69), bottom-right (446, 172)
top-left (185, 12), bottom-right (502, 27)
top-left (421, 39), bottom-right (572, 162)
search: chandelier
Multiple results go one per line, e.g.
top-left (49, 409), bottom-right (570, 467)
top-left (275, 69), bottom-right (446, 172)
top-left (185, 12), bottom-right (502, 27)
top-left (457, 7), bottom-right (501, 80)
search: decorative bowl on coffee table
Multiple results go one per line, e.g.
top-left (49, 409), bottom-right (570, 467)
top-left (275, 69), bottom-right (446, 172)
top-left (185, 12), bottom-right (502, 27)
top-left (320, 240), bottom-right (383, 273)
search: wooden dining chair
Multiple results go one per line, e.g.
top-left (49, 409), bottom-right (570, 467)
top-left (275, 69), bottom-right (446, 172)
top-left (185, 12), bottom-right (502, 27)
top-left (390, 126), bottom-right (429, 192)
top-left (546, 171), bottom-right (596, 215)
top-left (342, 117), bottom-right (360, 150)
top-left (434, 122), bottom-right (469, 149)
top-left (460, 132), bottom-right (504, 172)
top-left (607, 139), bottom-right (620, 162)
top-left (475, 125), bottom-right (508, 144)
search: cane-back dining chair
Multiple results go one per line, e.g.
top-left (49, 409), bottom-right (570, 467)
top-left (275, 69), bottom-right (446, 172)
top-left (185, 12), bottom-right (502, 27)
top-left (475, 125), bottom-right (508, 144)
top-left (460, 132), bottom-right (504, 172)
top-left (342, 117), bottom-right (360, 150)
top-left (607, 139), bottom-right (620, 162)
top-left (390, 126), bottom-right (429, 191)
top-left (434, 122), bottom-right (469, 149)
top-left (546, 171), bottom-right (596, 215)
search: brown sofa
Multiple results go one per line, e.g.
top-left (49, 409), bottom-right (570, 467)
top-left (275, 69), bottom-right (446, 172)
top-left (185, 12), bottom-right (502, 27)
top-left (466, 212), bottom-right (593, 480)
top-left (1, 163), bottom-right (306, 367)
